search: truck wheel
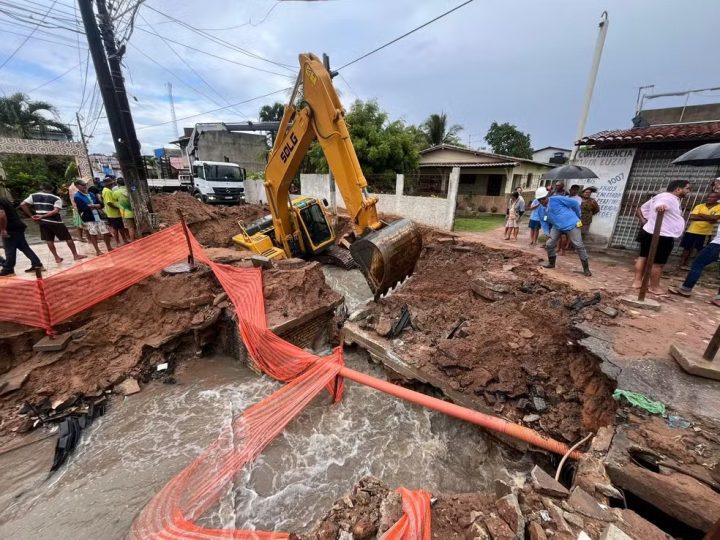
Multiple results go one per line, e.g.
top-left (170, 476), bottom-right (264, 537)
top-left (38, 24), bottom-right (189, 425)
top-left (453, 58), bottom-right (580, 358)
top-left (194, 192), bottom-right (206, 203)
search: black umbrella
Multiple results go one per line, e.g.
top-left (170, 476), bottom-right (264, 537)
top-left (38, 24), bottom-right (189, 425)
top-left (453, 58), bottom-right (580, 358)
top-left (672, 143), bottom-right (720, 166)
top-left (540, 164), bottom-right (598, 180)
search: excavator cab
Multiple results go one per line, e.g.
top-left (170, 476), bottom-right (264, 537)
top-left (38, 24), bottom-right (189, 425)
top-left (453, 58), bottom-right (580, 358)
top-left (291, 197), bottom-right (335, 255)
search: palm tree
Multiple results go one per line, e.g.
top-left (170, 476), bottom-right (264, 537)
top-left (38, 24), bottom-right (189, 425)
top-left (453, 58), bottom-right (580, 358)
top-left (420, 112), bottom-right (463, 147)
top-left (258, 102), bottom-right (285, 122)
top-left (0, 93), bottom-right (72, 139)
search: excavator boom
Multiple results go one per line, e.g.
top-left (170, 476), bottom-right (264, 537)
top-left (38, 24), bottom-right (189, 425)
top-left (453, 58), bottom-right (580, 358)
top-left (253, 53), bottom-right (422, 297)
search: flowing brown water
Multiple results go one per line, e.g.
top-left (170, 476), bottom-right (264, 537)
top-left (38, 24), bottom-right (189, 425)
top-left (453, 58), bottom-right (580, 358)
top-left (0, 350), bottom-right (531, 539)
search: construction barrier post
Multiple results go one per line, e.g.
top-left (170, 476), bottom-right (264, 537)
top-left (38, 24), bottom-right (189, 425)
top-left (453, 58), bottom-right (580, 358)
top-left (638, 209), bottom-right (664, 302)
top-left (176, 209), bottom-right (195, 267)
top-left (35, 268), bottom-right (54, 337)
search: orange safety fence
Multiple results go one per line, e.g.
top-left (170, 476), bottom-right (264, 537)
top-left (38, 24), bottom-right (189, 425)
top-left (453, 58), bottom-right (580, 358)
top-left (0, 224), bottom-right (579, 538)
top-left (0, 225), bottom-right (190, 333)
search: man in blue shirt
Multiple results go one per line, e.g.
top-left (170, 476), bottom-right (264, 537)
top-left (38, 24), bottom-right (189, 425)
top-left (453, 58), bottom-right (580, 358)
top-left (535, 186), bottom-right (591, 277)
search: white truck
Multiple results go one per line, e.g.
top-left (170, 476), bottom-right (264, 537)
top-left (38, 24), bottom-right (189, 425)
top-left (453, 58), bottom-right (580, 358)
top-left (147, 160), bottom-right (246, 204)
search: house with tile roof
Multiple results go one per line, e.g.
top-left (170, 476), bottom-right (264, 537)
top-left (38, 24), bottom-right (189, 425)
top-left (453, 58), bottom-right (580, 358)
top-left (575, 104), bottom-right (720, 249)
top-left (418, 144), bottom-right (554, 213)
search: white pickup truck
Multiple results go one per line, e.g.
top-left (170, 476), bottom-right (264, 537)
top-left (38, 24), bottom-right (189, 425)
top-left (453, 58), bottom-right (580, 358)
top-left (147, 160), bottom-right (246, 204)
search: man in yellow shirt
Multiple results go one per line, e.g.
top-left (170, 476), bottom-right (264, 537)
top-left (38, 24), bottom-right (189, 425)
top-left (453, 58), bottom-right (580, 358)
top-left (679, 191), bottom-right (720, 268)
top-left (101, 176), bottom-right (129, 245)
top-left (114, 178), bottom-right (136, 241)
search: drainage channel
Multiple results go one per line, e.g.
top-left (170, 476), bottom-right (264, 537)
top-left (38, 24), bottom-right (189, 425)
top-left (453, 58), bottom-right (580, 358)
top-left (0, 351), bottom-right (532, 539)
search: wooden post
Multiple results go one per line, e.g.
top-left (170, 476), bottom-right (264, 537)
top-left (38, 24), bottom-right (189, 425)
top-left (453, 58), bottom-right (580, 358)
top-left (176, 209), bottom-right (195, 266)
top-left (638, 209), bottom-right (665, 302)
top-left (35, 268), bottom-right (54, 338)
top-left (702, 323), bottom-right (720, 361)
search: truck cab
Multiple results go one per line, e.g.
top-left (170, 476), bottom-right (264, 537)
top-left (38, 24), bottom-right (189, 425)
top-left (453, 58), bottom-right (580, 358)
top-left (191, 160), bottom-right (246, 204)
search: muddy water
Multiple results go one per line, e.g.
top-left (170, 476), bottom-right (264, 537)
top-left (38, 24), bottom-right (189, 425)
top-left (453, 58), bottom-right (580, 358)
top-left (0, 352), bottom-right (530, 539)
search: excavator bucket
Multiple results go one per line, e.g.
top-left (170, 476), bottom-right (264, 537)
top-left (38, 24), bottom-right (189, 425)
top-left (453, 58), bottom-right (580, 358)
top-left (350, 218), bottom-right (423, 299)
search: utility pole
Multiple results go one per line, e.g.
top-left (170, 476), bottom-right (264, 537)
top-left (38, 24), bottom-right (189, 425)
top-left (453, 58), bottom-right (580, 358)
top-left (570, 11), bottom-right (609, 161)
top-left (75, 112), bottom-right (95, 179)
top-left (167, 82), bottom-right (179, 139)
top-left (78, 0), bottom-right (153, 233)
top-left (323, 52), bottom-right (337, 225)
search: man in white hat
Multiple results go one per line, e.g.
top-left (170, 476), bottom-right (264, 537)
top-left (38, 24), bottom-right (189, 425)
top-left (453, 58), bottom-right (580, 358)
top-left (535, 186), bottom-right (591, 277)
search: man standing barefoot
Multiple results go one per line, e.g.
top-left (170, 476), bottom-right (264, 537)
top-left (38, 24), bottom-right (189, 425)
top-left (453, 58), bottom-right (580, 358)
top-left (20, 183), bottom-right (87, 264)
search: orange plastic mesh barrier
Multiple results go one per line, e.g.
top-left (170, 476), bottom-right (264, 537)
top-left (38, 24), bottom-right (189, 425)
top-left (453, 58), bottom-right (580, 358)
top-left (380, 488), bottom-right (432, 540)
top-left (0, 224), bottom-right (189, 333)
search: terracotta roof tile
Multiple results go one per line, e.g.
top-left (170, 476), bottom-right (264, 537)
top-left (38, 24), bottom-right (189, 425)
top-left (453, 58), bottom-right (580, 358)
top-left (579, 121), bottom-right (720, 145)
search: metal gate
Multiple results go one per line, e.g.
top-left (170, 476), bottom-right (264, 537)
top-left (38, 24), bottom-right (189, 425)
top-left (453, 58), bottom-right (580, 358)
top-left (609, 146), bottom-right (720, 250)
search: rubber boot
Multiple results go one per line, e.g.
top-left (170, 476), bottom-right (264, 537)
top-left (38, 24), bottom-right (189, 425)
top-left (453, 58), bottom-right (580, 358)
top-left (543, 256), bottom-right (556, 269)
top-left (581, 259), bottom-right (592, 277)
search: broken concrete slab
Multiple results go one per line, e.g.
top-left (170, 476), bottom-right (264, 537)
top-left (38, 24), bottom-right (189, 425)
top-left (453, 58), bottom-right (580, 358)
top-left (250, 255), bottom-right (273, 269)
top-left (0, 353), bottom-right (64, 396)
top-left (531, 466), bottom-right (570, 498)
top-left (670, 343), bottom-right (720, 381)
top-left (114, 378), bottom-right (140, 396)
top-left (600, 524), bottom-right (632, 540)
top-left (495, 493), bottom-right (524, 539)
top-left (591, 426), bottom-right (615, 454)
top-left (33, 332), bottom-right (72, 352)
top-left (484, 514), bottom-right (516, 540)
top-left (619, 296), bottom-right (660, 311)
top-left (568, 487), bottom-right (611, 521)
top-left (526, 522), bottom-right (547, 540)
top-left (470, 282), bottom-right (503, 302)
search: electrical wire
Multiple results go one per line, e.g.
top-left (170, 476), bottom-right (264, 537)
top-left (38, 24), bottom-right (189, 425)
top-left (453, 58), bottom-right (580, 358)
top-left (25, 61), bottom-right (82, 93)
top-left (0, 0), bottom-right (59, 71)
top-left (337, 0), bottom-right (476, 71)
top-left (0, 24), bottom-right (84, 49)
top-left (136, 12), bottom-right (249, 119)
top-left (135, 86), bottom-right (292, 130)
top-left (133, 25), bottom-right (293, 78)
top-left (142, 4), bottom-right (294, 71)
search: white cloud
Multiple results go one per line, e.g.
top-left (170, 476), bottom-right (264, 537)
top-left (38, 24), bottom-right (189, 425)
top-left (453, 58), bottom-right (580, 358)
top-left (0, 0), bottom-right (718, 156)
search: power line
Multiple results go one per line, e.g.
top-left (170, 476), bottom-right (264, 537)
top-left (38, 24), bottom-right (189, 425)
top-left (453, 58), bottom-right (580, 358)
top-left (337, 0), bottom-right (476, 71)
top-left (0, 0), bottom-right (59, 71)
top-left (135, 86), bottom-right (292, 130)
top-left (142, 4), bottom-right (294, 71)
top-left (133, 25), bottom-right (293, 78)
top-left (25, 61), bottom-right (82, 93)
top-left (136, 11), bottom-right (249, 119)
top-left (0, 24), bottom-right (85, 49)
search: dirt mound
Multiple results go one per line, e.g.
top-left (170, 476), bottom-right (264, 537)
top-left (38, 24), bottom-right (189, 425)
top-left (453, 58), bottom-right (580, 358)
top-left (152, 192), bottom-right (267, 247)
top-left (0, 258), bottom-right (341, 443)
top-left (363, 238), bottom-right (617, 443)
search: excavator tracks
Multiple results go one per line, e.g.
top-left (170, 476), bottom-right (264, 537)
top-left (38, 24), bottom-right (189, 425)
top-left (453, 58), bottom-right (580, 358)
top-left (315, 244), bottom-right (358, 270)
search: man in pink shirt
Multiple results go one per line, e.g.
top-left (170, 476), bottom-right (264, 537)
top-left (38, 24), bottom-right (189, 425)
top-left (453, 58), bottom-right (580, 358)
top-left (632, 180), bottom-right (691, 295)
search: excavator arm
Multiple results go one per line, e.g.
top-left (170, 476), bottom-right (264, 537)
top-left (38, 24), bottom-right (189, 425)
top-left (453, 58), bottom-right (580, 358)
top-left (261, 53), bottom-right (422, 297)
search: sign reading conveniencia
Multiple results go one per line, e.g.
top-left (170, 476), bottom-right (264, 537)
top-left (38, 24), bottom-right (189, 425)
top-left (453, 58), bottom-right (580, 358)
top-left (572, 148), bottom-right (637, 241)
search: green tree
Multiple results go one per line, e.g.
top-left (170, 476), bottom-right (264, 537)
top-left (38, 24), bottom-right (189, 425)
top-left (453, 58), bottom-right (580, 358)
top-left (0, 93), bottom-right (72, 139)
top-left (420, 112), bottom-right (463, 146)
top-left (307, 99), bottom-right (421, 175)
top-left (0, 154), bottom-right (72, 201)
top-left (484, 121), bottom-right (533, 159)
top-left (259, 102), bottom-right (285, 122)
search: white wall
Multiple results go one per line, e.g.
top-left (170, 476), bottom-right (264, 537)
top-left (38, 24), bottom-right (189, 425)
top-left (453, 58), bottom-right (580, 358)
top-left (532, 148), bottom-right (570, 164)
top-left (300, 168), bottom-right (460, 231)
top-left (244, 178), bottom-right (267, 204)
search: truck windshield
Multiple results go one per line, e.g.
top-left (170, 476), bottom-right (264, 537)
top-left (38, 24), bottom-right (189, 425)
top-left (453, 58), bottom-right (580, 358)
top-left (203, 164), bottom-right (243, 182)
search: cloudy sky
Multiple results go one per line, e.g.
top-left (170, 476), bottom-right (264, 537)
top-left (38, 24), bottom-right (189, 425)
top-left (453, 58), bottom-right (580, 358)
top-left (1, 0), bottom-right (719, 155)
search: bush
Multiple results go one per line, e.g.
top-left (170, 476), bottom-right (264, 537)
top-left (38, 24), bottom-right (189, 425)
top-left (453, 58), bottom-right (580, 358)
top-left (477, 204), bottom-right (487, 213)
top-left (490, 206), bottom-right (498, 214)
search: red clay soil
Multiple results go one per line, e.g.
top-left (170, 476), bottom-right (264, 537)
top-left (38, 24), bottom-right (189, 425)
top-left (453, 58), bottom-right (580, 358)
top-left (300, 475), bottom-right (668, 540)
top-left (0, 259), bottom-right (341, 443)
top-left (152, 192), bottom-right (267, 247)
top-left (364, 236), bottom-right (618, 443)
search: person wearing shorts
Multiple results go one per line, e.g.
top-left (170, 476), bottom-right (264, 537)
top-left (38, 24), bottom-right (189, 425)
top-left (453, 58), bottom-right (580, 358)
top-left (527, 197), bottom-right (542, 245)
top-left (20, 183), bottom-right (86, 264)
top-left (114, 178), bottom-right (136, 241)
top-left (678, 191), bottom-right (720, 268)
top-left (74, 180), bottom-right (113, 256)
top-left (67, 179), bottom-right (87, 243)
top-left (102, 177), bottom-right (129, 245)
top-left (632, 180), bottom-right (691, 296)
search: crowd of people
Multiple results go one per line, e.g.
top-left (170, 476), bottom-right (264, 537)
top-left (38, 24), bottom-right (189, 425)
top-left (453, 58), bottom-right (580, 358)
top-left (0, 175), bottom-right (136, 277)
top-left (506, 181), bottom-right (600, 277)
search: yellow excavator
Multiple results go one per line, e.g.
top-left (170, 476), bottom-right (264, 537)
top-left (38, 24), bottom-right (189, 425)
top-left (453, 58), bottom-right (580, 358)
top-left (233, 53), bottom-right (422, 298)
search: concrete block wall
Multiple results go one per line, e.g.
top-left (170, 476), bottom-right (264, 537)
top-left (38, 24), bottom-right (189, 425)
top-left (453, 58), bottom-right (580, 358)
top-left (244, 179), bottom-right (267, 205)
top-left (300, 168), bottom-right (460, 231)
